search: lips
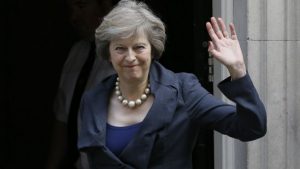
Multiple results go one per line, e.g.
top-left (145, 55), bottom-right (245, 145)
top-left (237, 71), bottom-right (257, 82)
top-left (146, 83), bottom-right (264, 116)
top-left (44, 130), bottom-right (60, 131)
top-left (124, 65), bottom-right (138, 68)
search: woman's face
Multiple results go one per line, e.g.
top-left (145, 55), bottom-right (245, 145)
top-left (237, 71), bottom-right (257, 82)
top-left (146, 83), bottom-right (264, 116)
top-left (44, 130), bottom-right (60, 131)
top-left (109, 32), bottom-right (152, 82)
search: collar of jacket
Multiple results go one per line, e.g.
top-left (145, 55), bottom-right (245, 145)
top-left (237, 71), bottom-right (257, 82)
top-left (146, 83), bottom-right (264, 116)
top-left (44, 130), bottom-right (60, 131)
top-left (78, 60), bottom-right (182, 169)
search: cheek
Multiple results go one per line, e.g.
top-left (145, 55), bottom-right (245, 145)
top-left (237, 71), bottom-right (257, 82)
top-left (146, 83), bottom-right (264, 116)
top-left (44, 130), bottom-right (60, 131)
top-left (109, 55), bottom-right (116, 64)
top-left (145, 50), bottom-right (152, 61)
top-left (110, 53), bottom-right (122, 65)
top-left (110, 58), bottom-right (119, 71)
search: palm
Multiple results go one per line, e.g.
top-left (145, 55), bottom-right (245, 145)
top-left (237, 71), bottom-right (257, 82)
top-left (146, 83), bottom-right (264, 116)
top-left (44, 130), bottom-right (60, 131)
top-left (212, 37), bottom-right (243, 67)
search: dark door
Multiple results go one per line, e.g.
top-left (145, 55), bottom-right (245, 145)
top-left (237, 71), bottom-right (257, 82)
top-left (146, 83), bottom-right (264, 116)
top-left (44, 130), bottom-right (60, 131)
top-left (2, 0), bottom-right (75, 168)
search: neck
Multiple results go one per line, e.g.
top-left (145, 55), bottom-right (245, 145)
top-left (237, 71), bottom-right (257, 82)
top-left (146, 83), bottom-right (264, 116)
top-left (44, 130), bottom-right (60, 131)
top-left (115, 76), bottom-right (151, 108)
top-left (120, 80), bottom-right (148, 100)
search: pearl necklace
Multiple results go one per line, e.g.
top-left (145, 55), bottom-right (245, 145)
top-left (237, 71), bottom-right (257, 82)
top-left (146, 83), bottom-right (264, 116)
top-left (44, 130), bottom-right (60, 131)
top-left (115, 77), bottom-right (151, 108)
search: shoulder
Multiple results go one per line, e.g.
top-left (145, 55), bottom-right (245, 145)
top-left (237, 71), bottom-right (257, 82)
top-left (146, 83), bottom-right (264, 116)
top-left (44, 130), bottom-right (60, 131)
top-left (174, 73), bottom-right (203, 101)
top-left (176, 72), bottom-right (199, 83)
top-left (150, 61), bottom-right (201, 96)
top-left (83, 74), bottom-right (117, 99)
top-left (150, 61), bottom-right (197, 83)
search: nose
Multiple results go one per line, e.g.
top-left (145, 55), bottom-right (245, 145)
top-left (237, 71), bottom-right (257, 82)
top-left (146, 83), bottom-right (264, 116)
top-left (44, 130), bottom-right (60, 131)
top-left (125, 49), bottom-right (136, 62)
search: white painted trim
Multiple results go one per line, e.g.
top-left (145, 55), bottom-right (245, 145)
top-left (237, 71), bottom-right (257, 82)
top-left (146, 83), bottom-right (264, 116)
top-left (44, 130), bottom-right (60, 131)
top-left (212, 0), bottom-right (247, 169)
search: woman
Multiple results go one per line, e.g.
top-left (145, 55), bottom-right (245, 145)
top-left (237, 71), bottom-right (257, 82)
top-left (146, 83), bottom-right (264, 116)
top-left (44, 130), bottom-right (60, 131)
top-left (78, 0), bottom-right (267, 168)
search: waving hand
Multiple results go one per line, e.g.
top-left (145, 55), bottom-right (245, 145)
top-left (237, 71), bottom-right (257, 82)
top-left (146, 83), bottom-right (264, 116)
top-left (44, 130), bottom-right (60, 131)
top-left (206, 17), bottom-right (246, 80)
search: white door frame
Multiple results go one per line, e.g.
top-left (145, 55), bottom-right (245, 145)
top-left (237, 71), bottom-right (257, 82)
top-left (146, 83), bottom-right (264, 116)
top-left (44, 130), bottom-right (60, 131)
top-left (212, 0), bottom-right (248, 169)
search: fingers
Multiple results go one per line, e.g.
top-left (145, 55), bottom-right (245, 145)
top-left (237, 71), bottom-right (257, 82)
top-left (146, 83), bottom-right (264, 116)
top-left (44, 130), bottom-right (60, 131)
top-left (206, 22), bottom-right (220, 45)
top-left (207, 17), bottom-right (233, 39)
top-left (217, 18), bottom-right (229, 38)
top-left (208, 41), bottom-right (214, 53)
top-left (208, 41), bottom-right (215, 56)
top-left (229, 23), bottom-right (237, 40)
top-left (208, 41), bottom-right (219, 58)
top-left (206, 17), bottom-right (238, 57)
top-left (210, 17), bottom-right (224, 39)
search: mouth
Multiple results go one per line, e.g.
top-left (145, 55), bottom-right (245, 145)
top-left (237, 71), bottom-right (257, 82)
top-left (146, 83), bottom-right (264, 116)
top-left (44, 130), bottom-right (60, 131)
top-left (124, 65), bottom-right (138, 68)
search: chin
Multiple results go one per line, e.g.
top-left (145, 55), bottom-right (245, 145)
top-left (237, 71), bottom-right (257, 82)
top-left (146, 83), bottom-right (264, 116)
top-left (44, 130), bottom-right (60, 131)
top-left (125, 74), bottom-right (144, 81)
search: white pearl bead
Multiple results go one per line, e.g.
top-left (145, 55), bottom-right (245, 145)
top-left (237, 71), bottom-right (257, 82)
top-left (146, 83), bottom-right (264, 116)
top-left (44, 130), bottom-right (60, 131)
top-left (117, 96), bottom-right (123, 101)
top-left (122, 99), bottom-right (128, 105)
top-left (128, 101), bottom-right (136, 108)
top-left (145, 88), bottom-right (150, 94)
top-left (141, 94), bottom-right (147, 100)
top-left (115, 90), bottom-right (121, 95)
top-left (135, 99), bottom-right (142, 105)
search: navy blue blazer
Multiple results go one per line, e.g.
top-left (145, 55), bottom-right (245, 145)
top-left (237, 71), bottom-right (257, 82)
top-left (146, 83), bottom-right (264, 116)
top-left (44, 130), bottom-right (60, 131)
top-left (78, 61), bottom-right (267, 169)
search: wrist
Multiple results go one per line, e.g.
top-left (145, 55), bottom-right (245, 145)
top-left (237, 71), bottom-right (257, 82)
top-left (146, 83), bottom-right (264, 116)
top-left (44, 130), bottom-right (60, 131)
top-left (227, 63), bottom-right (246, 80)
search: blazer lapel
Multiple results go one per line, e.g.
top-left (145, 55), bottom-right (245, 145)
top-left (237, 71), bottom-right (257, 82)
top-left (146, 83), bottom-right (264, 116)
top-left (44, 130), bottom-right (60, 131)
top-left (79, 75), bottom-right (130, 166)
top-left (90, 76), bottom-right (114, 146)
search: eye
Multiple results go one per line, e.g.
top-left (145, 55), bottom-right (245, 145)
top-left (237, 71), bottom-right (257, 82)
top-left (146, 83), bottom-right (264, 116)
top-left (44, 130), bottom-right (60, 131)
top-left (114, 46), bottom-right (126, 54)
top-left (115, 47), bottom-right (125, 51)
top-left (135, 45), bottom-right (145, 50)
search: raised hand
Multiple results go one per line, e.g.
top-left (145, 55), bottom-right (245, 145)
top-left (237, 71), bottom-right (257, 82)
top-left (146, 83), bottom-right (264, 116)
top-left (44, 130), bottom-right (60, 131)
top-left (206, 17), bottom-right (246, 80)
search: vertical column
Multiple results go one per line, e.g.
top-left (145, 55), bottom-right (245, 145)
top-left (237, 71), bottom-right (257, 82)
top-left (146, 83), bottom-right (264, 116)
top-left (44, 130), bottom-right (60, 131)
top-left (213, 0), bottom-right (300, 169)
top-left (247, 0), bottom-right (300, 169)
top-left (286, 0), bottom-right (300, 168)
top-left (214, 0), bottom-right (300, 168)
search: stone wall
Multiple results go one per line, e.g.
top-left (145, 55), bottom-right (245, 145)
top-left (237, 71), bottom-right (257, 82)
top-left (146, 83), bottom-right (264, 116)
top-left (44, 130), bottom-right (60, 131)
top-left (213, 0), bottom-right (300, 168)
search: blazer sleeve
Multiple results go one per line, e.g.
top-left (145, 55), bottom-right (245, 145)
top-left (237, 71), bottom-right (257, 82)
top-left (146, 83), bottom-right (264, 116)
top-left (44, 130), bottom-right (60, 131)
top-left (181, 73), bottom-right (267, 141)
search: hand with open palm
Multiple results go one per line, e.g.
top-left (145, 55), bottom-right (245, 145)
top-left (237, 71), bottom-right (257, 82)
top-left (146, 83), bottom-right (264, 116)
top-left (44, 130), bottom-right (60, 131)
top-left (206, 17), bottom-right (246, 80)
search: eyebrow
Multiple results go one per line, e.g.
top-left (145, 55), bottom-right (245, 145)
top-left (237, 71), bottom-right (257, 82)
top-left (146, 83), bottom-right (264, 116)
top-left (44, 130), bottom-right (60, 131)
top-left (112, 42), bottom-right (148, 46)
top-left (135, 43), bottom-right (147, 46)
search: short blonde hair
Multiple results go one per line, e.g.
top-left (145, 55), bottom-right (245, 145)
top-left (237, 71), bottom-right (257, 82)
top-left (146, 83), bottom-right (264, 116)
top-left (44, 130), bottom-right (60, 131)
top-left (95, 0), bottom-right (166, 60)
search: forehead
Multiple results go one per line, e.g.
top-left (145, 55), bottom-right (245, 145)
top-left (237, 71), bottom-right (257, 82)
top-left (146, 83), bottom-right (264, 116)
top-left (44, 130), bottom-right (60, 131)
top-left (111, 32), bottom-right (150, 45)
